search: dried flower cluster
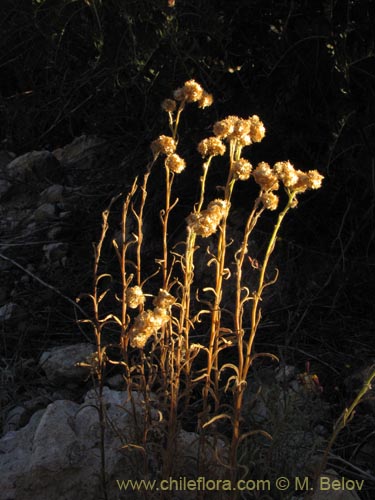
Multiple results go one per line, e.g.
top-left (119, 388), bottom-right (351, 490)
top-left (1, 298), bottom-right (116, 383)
top-left (187, 199), bottom-right (230, 237)
top-left (129, 289), bottom-right (175, 349)
top-left (253, 162), bottom-right (279, 191)
top-left (151, 135), bottom-right (176, 157)
top-left (165, 153), bottom-right (186, 174)
top-left (252, 160), bottom-right (324, 210)
top-left (274, 161), bottom-right (323, 193)
top-left (213, 115), bottom-right (266, 145)
top-left (197, 137), bottom-right (226, 158)
top-left (172, 80), bottom-right (213, 108)
top-left (232, 158), bottom-right (252, 180)
top-left (259, 192), bottom-right (279, 211)
top-left (126, 286), bottom-right (145, 309)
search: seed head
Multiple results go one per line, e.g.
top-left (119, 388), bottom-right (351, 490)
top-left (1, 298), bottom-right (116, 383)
top-left (198, 91), bottom-right (214, 108)
top-left (259, 192), bottom-right (279, 211)
top-left (307, 170), bottom-right (324, 190)
top-left (161, 98), bottom-right (177, 113)
top-left (151, 135), bottom-right (177, 157)
top-left (174, 80), bottom-right (204, 103)
top-left (213, 116), bottom-right (236, 139)
top-left (253, 162), bottom-right (279, 191)
top-left (232, 158), bottom-right (252, 180)
top-left (129, 308), bottom-right (170, 349)
top-left (165, 153), bottom-right (186, 174)
top-left (228, 118), bottom-right (251, 141)
top-left (248, 115), bottom-right (266, 143)
top-left (187, 199), bottom-right (229, 237)
top-left (274, 161), bottom-right (300, 188)
top-left (126, 286), bottom-right (145, 309)
top-left (197, 137), bottom-right (226, 157)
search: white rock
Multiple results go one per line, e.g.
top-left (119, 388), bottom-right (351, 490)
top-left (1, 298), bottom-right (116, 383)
top-left (39, 343), bottom-right (95, 383)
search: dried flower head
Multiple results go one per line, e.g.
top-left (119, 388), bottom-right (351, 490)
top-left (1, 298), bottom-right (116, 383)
top-left (198, 91), bottom-right (214, 108)
top-left (274, 162), bottom-right (324, 194)
top-left (213, 116), bottom-right (236, 139)
top-left (126, 286), bottom-right (145, 309)
top-left (248, 115), bottom-right (266, 143)
top-left (187, 199), bottom-right (229, 237)
top-left (259, 192), bottom-right (279, 211)
top-left (153, 289), bottom-right (176, 309)
top-left (292, 170), bottom-right (310, 193)
top-left (307, 170), bottom-right (324, 190)
top-left (165, 154), bottom-right (186, 174)
top-left (253, 162), bottom-right (279, 191)
top-left (232, 158), bottom-right (252, 180)
top-left (197, 137), bottom-right (226, 157)
top-left (129, 308), bottom-right (170, 349)
top-left (228, 118), bottom-right (251, 141)
top-left (151, 135), bottom-right (177, 157)
top-left (161, 98), bottom-right (177, 113)
top-left (173, 80), bottom-right (204, 103)
top-left (274, 161), bottom-right (300, 188)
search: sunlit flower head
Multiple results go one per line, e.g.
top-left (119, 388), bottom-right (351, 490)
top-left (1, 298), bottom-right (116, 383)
top-left (259, 192), bottom-right (279, 211)
top-left (165, 153), bottom-right (186, 174)
top-left (197, 137), bottom-right (226, 157)
top-left (307, 170), bottom-right (324, 190)
top-left (151, 135), bottom-right (177, 157)
top-left (129, 308), bottom-right (170, 348)
top-left (232, 158), bottom-right (252, 180)
top-left (198, 91), bottom-right (214, 109)
top-left (174, 80), bottom-right (204, 103)
top-left (126, 286), bottom-right (145, 309)
top-left (248, 115), bottom-right (266, 143)
top-left (213, 116), bottom-right (236, 139)
top-left (253, 162), bottom-right (279, 191)
top-left (187, 199), bottom-right (229, 237)
top-left (274, 161), bottom-right (300, 188)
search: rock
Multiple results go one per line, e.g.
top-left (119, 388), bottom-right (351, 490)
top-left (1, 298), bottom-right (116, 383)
top-left (57, 135), bottom-right (107, 170)
top-left (39, 184), bottom-right (64, 203)
top-left (39, 343), bottom-right (95, 384)
top-left (42, 242), bottom-right (68, 265)
top-left (2, 406), bottom-right (28, 434)
top-left (106, 374), bottom-right (125, 390)
top-left (0, 387), bottom-right (221, 500)
top-left (0, 303), bottom-right (25, 322)
top-left (6, 151), bottom-right (61, 184)
top-left (275, 364), bottom-right (296, 383)
top-left (0, 179), bottom-right (12, 199)
top-left (0, 409), bottom-right (45, 500)
top-left (33, 203), bottom-right (56, 222)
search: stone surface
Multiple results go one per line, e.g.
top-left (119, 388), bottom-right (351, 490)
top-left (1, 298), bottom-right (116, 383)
top-left (0, 303), bottom-right (25, 322)
top-left (0, 387), bottom-right (219, 500)
top-left (39, 343), bottom-right (95, 383)
top-left (56, 135), bottom-right (108, 170)
top-left (6, 150), bottom-right (61, 184)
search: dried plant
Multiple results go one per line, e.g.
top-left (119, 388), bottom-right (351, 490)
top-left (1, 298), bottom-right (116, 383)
top-left (79, 80), bottom-right (324, 492)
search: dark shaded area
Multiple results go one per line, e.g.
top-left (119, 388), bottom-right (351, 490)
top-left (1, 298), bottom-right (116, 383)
top-left (1, 0), bottom-right (374, 495)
